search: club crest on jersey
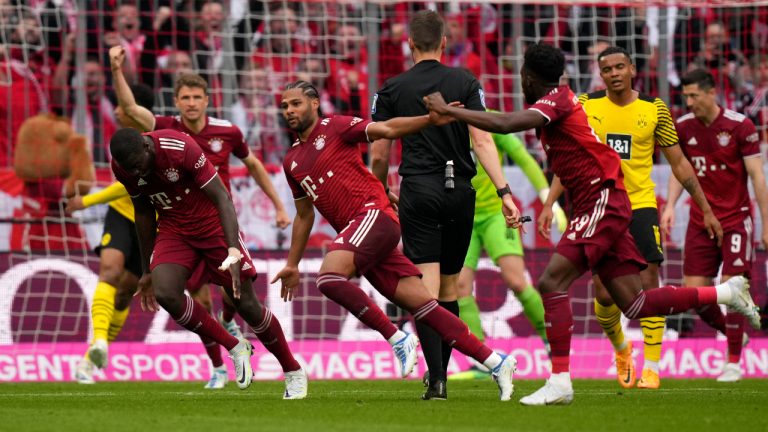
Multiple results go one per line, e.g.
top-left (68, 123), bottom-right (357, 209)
top-left (208, 137), bottom-right (223, 153)
top-left (637, 114), bottom-right (648, 129)
top-left (165, 168), bottom-right (180, 182)
top-left (717, 132), bottom-right (731, 147)
top-left (313, 134), bottom-right (326, 150)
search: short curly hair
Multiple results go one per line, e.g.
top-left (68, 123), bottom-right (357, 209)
top-left (523, 43), bottom-right (565, 84)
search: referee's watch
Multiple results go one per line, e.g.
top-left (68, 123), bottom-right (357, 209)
top-left (496, 184), bottom-right (512, 198)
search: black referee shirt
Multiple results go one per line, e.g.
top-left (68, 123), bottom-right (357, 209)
top-left (371, 59), bottom-right (486, 178)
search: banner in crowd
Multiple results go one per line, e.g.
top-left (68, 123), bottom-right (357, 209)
top-left (0, 250), bottom-right (766, 382)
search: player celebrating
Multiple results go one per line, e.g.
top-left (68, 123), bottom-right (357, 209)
top-left (661, 69), bottom-right (768, 382)
top-left (423, 43), bottom-right (761, 405)
top-left (109, 45), bottom-right (291, 388)
top-left (579, 46), bottom-right (722, 389)
top-left (271, 80), bottom-right (518, 401)
top-left (110, 128), bottom-right (308, 399)
top-left (451, 126), bottom-right (568, 380)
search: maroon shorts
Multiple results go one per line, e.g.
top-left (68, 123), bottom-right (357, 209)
top-left (683, 216), bottom-right (754, 278)
top-left (556, 184), bottom-right (647, 282)
top-left (327, 208), bottom-right (421, 299)
top-left (151, 230), bottom-right (257, 290)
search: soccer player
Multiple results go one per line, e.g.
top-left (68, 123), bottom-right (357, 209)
top-left (109, 45), bottom-right (291, 388)
top-left (423, 43), bottom-right (761, 405)
top-left (370, 10), bottom-right (517, 400)
top-left (70, 83), bottom-right (156, 385)
top-left (579, 46), bottom-right (722, 389)
top-left (271, 80), bottom-right (518, 401)
top-left (110, 128), bottom-right (308, 399)
top-left (661, 68), bottom-right (768, 382)
top-left (451, 127), bottom-right (568, 380)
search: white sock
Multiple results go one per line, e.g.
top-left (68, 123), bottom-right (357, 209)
top-left (387, 330), bottom-right (407, 346)
top-left (549, 371), bottom-right (572, 389)
top-left (644, 360), bottom-right (659, 373)
top-left (482, 352), bottom-right (503, 371)
top-left (715, 281), bottom-right (734, 303)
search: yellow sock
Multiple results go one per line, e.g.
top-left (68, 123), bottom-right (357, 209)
top-left (91, 281), bottom-right (117, 342)
top-left (595, 299), bottom-right (627, 352)
top-left (640, 316), bottom-right (665, 364)
top-left (108, 307), bottom-right (130, 343)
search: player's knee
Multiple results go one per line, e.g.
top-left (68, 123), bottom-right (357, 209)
top-left (114, 290), bottom-right (133, 310)
top-left (536, 273), bottom-right (559, 294)
top-left (594, 289), bottom-right (613, 306)
top-left (99, 265), bottom-right (123, 287)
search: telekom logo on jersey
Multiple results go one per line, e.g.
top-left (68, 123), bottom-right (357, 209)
top-left (300, 171), bottom-right (335, 201)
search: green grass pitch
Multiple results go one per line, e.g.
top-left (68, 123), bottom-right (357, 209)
top-left (2, 379), bottom-right (766, 431)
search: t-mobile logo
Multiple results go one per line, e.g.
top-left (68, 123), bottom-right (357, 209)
top-left (148, 192), bottom-right (174, 209)
top-left (300, 176), bottom-right (319, 200)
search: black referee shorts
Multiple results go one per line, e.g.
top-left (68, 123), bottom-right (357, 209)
top-left (399, 174), bottom-right (475, 275)
top-left (94, 207), bottom-right (142, 277)
top-left (629, 207), bottom-right (664, 265)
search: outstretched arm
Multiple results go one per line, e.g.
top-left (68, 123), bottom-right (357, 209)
top-left (110, 45), bottom-right (155, 132)
top-left (424, 92), bottom-right (546, 134)
top-left (241, 152), bottom-right (291, 228)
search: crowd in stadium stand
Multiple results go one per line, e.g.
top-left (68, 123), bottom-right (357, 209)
top-left (0, 1), bottom-right (766, 171)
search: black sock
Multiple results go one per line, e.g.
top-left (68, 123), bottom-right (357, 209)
top-left (415, 319), bottom-right (444, 382)
top-left (439, 300), bottom-right (460, 374)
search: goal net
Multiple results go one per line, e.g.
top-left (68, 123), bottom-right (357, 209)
top-left (0, 0), bottom-right (767, 383)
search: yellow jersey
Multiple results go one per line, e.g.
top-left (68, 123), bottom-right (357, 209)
top-left (579, 91), bottom-right (678, 210)
top-left (82, 182), bottom-right (134, 222)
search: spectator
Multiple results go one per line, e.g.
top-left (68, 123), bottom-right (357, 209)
top-left (0, 47), bottom-right (47, 166)
top-left (744, 54), bottom-right (768, 147)
top-left (251, 4), bottom-right (307, 90)
top-left (690, 21), bottom-right (749, 110)
top-left (230, 64), bottom-right (289, 165)
top-left (328, 23), bottom-right (368, 117)
top-left (156, 50), bottom-right (194, 115)
top-left (103, 1), bottom-right (144, 84)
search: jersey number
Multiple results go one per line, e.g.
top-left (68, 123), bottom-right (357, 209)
top-left (606, 133), bottom-right (632, 160)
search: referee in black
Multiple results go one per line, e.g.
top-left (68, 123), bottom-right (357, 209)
top-left (371, 9), bottom-right (520, 400)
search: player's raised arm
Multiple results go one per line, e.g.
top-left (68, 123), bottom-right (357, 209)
top-left (110, 45), bottom-right (156, 132)
top-left (424, 92), bottom-right (547, 134)
top-left (272, 196), bottom-right (315, 302)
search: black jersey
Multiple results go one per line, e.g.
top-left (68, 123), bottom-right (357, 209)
top-left (372, 60), bottom-right (486, 178)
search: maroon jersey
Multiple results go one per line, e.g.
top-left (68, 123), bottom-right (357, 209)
top-left (282, 115), bottom-right (396, 231)
top-left (529, 85), bottom-right (624, 213)
top-left (154, 116), bottom-right (249, 189)
top-left (112, 129), bottom-right (222, 237)
top-left (676, 108), bottom-right (761, 230)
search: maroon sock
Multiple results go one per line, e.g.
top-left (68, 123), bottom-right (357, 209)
top-left (411, 300), bottom-right (493, 364)
top-left (251, 308), bottom-right (301, 372)
top-left (726, 312), bottom-right (745, 363)
top-left (624, 286), bottom-right (716, 319)
top-left (697, 304), bottom-right (727, 333)
top-left (317, 273), bottom-right (398, 340)
top-left (200, 334), bottom-right (224, 368)
top-left (222, 299), bottom-right (237, 323)
top-left (172, 296), bottom-right (238, 350)
top-left (542, 292), bottom-right (572, 373)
